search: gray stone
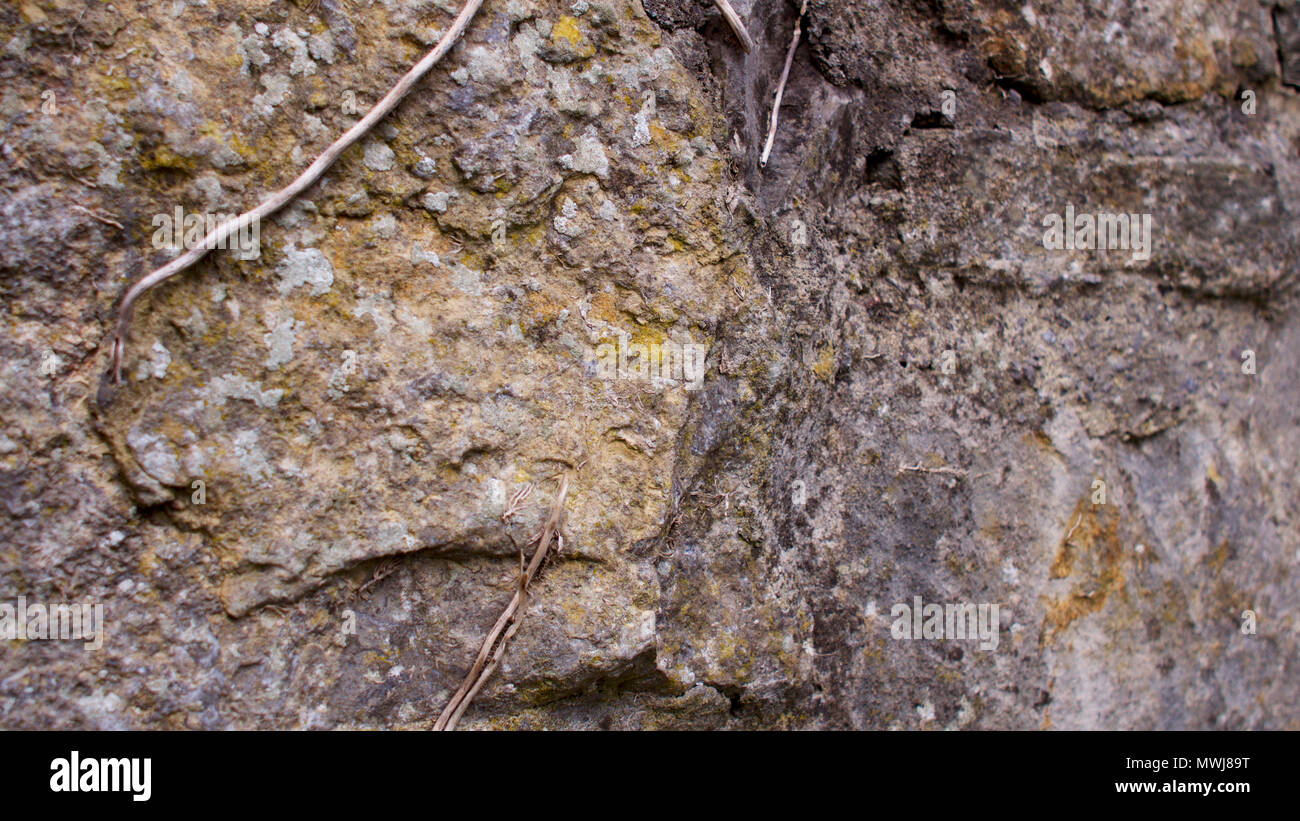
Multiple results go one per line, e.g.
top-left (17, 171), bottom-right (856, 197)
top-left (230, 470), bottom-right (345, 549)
top-left (0, 0), bottom-right (1296, 731)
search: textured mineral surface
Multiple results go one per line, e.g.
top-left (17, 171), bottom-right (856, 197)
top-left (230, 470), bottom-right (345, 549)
top-left (1, 0), bottom-right (1297, 729)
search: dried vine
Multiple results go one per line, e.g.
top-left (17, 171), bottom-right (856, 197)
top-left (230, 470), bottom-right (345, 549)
top-left (434, 472), bottom-right (572, 730)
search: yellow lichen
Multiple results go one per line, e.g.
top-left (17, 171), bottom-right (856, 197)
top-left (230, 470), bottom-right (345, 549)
top-left (812, 344), bottom-right (836, 380)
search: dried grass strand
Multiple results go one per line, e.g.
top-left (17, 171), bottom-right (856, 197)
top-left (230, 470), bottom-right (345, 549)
top-left (434, 472), bottom-right (571, 730)
top-left (759, 0), bottom-right (808, 168)
top-left (712, 0), bottom-right (755, 53)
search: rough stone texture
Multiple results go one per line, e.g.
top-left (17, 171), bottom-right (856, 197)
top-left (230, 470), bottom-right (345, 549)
top-left (0, 0), bottom-right (1297, 729)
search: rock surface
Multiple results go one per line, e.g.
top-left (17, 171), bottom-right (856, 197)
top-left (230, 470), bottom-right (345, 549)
top-left (0, 0), bottom-right (1297, 729)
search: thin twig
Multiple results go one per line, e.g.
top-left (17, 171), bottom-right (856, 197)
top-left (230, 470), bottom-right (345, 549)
top-left (356, 558), bottom-right (399, 599)
top-left (71, 205), bottom-right (124, 230)
top-left (109, 0), bottom-right (487, 383)
top-left (760, 0), bottom-right (808, 168)
top-left (434, 471), bottom-right (572, 731)
top-left (897, 461), bottom-right (988, 479)
top-left (712, 0), bottom-right (755, 53)
top-left (500, 482), bottom-right (535, 523)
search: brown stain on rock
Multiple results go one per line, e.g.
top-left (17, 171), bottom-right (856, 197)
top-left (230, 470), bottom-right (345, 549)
top-left (1042, 496), bottom-right (1126, 645)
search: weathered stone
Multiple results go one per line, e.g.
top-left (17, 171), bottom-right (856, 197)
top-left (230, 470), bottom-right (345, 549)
top-left (0, 0), bottom-right (1296, 731)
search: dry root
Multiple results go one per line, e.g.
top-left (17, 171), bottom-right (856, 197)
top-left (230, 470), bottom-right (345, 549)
top-left (433, 472), bottom-right (572, 731)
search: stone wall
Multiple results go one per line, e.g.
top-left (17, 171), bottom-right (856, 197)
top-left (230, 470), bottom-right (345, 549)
top-left (0, 0), bottom-right (1296, 729)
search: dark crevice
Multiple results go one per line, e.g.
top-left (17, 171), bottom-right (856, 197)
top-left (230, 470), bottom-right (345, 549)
top-left (863, 148), bottom-right (903, 191)
top-left (992, 74), bottom-right (1047, 104)
top-left (909, 109), bottom-right (954, 129)
top-left (704, 682), bottom-right (747, 717)
top-left (1274, 3), bottom-right (1300, 89)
